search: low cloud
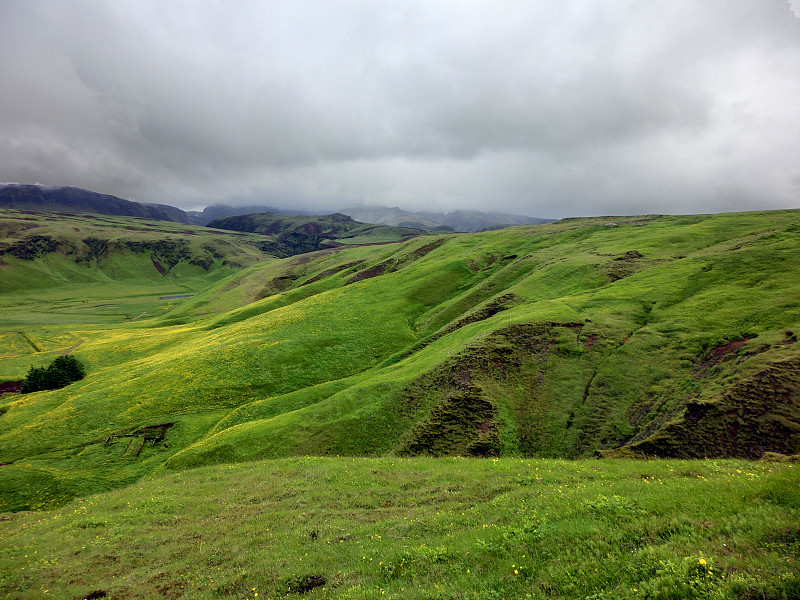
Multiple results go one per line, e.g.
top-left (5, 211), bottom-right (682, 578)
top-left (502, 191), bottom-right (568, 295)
top-left (1, 1), bottom-right (799, 217)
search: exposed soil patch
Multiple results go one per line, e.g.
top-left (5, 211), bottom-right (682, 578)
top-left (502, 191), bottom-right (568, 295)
top-left (298, 261), bottom-right (364, 287)
top-left (151, 256), bottom-right (166, 275)
top-left (346, 238), bottom-right (447, 284)
top-left (694, 338), bottom-right (752, 378)
top-left (347, 259), bottom-right (396, 284)
top-left (407, 237), bottom-right (447, 261)
top-left (0, 380), bottom-right (22, 395)
top-left (607, 250), bottom-right (645, 281)
top-left (614, 250), bottom-right (643, 260)
top-left (255, 271), bottom-right (301, 299)
top-left (282, 574), bottom-right (327, 595)
top-left (584, 334), bottom-right (598, 349)
top-left (438, 293), bottom-right (520, 338)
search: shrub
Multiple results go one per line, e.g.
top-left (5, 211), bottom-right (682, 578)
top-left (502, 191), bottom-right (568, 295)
top-left (20, 355), bottom-right (86, 393)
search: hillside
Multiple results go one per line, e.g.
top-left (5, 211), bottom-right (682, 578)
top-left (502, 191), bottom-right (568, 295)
top-left (1, 209), bottom-right (800, 511)
top-left (0, 183), bottom-right (191, 223)
top-left (207, 212), bottom-right (427, 256)
top-left (340, 205), bottom-right (555, 232)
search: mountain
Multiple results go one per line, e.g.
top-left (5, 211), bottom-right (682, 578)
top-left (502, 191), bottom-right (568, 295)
top-left (0, 183), bottom-right (191, 223)
top-left (188, 203), bottom-right (555, 231)
top-left (1, 208), bottom-right (799, 512)
top-left (340, 205), bottom-right (555, 232)
top-left (207, 212), bottom-right (426, 256)
top-left (188, 203), bottom-right (305, 225)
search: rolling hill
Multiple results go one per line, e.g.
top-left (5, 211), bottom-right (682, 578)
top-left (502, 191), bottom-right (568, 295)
top-left (1, 209), bottom-right (799, 513)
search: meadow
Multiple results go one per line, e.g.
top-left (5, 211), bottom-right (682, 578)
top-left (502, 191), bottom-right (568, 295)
top-left (0, 456), bottom-right (797, 599)
top-left (2, 208), bottom-right (800, 598)
top-left (1, 209), bottom-right (800, 515)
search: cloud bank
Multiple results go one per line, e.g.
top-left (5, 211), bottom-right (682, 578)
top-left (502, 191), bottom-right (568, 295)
top-left (1, 1), bottom-right (799, 217)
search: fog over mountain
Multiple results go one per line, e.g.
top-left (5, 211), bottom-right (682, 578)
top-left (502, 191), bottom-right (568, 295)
top-left (1, 1), bottom-right (799, 218)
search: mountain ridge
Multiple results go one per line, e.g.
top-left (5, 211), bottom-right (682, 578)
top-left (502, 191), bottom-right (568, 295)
top-left (0, 183), bottom-right (192, 223)
top-left (0, 183), bottom-right (555, 232)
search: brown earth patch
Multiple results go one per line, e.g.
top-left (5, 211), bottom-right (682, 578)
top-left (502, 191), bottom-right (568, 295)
top-left (150, 255), bottom-right (166, 275)
top-left (694, 338), bottom-right (752, 378)
top-left (347, 260), bottom-right (394, 284)
top-left (584, 334), bottom-right (598, 349)
top-left (0, 380), bottom-right (22, 395)
top-left (298, 261), bottom-right (364, 287)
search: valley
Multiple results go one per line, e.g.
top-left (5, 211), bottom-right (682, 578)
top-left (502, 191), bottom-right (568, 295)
top-left (1, 207), bottom-right (798, 598)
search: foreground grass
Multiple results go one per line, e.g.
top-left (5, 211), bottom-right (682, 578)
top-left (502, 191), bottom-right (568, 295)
top-left (1, 457), bottom-right (797, 600)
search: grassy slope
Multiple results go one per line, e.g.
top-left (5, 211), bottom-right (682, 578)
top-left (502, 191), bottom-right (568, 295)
top-left (1, 211), bottom-right (800, 511)
top-left (206, 212), bottom-right (426, 252)
top-left (0, 456), bottom-right (797, 599)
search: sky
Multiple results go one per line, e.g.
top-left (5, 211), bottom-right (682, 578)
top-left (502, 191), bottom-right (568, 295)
top-left (1, 1), bottom-right (799, 219)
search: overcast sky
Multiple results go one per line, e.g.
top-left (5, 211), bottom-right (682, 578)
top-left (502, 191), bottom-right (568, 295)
top-left (1, 1), bottom-right (799, 218)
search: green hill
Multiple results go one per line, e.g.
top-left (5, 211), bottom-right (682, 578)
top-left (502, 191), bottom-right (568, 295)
top-left (1, 209), bottom-right (800, 512)
top-left (206, 212), bottom-right (427, 256)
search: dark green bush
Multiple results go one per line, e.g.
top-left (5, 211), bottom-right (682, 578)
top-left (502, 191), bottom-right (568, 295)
top-left (20, 355), bottom-right (85, 393)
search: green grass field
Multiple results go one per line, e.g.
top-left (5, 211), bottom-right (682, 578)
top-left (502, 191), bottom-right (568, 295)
top-left (2, 208), bottom-right (800, 598)
top-left (1, 456), bottom-right (797, 599)
top-left (1, 209), bottom-right (800, 513)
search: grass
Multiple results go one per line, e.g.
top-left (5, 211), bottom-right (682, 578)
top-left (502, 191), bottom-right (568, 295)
top-left (2, 208), bottom-right (800, 599)
top-left (2, 209), bottom-right (800, 512)
top-left (0, 456), bottom-right (797, 599)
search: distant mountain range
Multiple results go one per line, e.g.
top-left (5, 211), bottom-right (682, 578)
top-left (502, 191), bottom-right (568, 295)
top-left (339, 206), bottom-right (555, 232)
top-left (197, 204), bottom-right (554, 232)
top-left (0, 183), bottom-right (191, 223)
top-left (0, 184), bottom-right (554, 232)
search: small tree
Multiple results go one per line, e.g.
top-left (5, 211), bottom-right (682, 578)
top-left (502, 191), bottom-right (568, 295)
top-left (20, 355), bottom-right (86, 393)
top-left (19, 365), bottom-right (47, 393)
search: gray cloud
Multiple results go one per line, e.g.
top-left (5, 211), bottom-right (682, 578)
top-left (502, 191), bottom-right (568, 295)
top-left (1, 0), bottom-right (799, 217)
